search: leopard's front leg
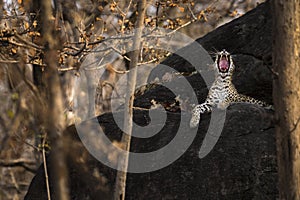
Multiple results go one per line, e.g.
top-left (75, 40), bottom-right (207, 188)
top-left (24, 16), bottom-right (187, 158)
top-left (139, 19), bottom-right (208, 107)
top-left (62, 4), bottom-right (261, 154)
top-left (190, 101), bottom-right (212, 128)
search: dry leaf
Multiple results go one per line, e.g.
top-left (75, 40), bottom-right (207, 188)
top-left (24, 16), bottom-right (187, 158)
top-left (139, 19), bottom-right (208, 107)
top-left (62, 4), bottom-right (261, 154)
top-left (178, 7), bottom-right (185, 12)
top-left (33, 20), bottom-right (37, 28)
top-left (24, 22), bottom-right (29, 29)
top-left (11, 48), bottom-right (17, 54)
top-left (229, 10), bottom-right (239, 17)
top-left (145, 18), bottom-right (151, 24)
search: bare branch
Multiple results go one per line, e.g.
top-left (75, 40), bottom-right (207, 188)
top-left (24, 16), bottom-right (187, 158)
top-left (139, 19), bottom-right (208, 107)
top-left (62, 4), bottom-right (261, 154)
top-left (14, 33), bottom-right (44, 50)
top-left (0, 159), bottom-right (36, 173)
top-left (0, 159), bottom-right (35, 166)
top-left (65, 42), bottom-right (86, 56)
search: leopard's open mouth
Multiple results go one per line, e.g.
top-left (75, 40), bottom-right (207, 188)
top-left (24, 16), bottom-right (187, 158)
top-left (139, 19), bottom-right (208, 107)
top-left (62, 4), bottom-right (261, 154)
top-left (218, 54), bottom-right (230, 73)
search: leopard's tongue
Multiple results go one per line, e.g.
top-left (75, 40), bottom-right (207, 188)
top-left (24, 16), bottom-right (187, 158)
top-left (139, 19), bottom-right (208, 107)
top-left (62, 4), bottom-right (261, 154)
top-left (219, 58), bottom-right (229, 72)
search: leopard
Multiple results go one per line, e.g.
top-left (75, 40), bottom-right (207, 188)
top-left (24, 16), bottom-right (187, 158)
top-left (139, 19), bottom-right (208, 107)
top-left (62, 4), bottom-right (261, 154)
top-left (190, 49), bottom-right (272, 128)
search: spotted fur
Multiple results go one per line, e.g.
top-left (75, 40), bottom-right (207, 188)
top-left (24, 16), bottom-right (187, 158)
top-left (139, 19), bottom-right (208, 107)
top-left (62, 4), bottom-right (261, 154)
top-left (190, 49), bottom-right (272, 128)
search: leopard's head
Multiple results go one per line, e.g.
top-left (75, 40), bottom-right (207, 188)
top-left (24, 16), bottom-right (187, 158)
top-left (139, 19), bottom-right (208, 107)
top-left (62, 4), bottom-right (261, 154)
top-left (214, 49), bottom-right (234, 77)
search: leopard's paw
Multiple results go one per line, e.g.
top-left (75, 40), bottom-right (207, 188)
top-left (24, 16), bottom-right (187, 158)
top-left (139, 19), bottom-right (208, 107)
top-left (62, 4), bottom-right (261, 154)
top-left (190, 105), bottom-right (201, 128)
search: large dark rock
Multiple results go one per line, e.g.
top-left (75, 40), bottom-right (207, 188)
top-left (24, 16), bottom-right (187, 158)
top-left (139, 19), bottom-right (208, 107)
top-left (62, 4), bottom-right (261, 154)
top-left (25, 1), bottom-right (278, 199)
top-left (127, 105), bottom-right (276, 199)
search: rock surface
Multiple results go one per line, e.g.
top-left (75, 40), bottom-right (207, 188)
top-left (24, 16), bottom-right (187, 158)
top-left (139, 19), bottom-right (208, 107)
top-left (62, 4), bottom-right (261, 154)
top-left (25, 1), bottom-right (278, 199)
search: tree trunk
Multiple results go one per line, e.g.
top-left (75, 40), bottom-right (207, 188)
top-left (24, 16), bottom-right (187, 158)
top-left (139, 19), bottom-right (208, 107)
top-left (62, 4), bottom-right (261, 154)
top-left (40, 0), bottom-right (69, 200)
top-left (114, 1), bottom-right (147, 200)
top-left (272, 0), bottom-right (300, 199)
top-left (29, 0), bottom-right (45, 91)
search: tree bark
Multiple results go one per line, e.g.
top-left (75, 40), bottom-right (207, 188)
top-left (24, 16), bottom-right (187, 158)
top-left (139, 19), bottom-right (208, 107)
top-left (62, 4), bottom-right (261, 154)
top-left (29, 0), bottom-right (45, 91)
top-left (40, 0), bottom-right (69, 200)
top-left (114, 1), bottom-right (147, 200)
top-left (272, 0), bottom-right (300, 199)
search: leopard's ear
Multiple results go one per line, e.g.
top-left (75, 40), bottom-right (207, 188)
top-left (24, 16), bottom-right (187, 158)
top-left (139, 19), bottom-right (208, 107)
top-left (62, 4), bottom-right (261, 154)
top-left (212, 54), bottom-right (218, 62)
top-left (229, 54), bottom-right (236, 65)
top-left (213, 51), bottom-right (221, 68)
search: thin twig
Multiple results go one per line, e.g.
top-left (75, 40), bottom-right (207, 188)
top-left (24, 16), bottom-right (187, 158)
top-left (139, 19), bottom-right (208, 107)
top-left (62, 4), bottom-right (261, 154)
top-left (13, 133), bottom-right (40, 152)
top-left (58, 67), bottom-right (78, 72)
top-left (112, 0), bottom-right (126, 17)
top-left (65, 41), bottom-right (86, 56)
top-left (86, 46), bottom-right (123, 55)
top-left (107, 63), bottom-right (129, 74)
top-left (42, 133), bottom-right (51, 200)
top-left (0, 159), bottom-right (35, 166)
top-left (14, 33), bottom-right (44, 50)
top-left (155, 2), bottom-right (160, 28)
top-left (0, 60), bottom-right (19, 63)
top-left (119, 0), bottom-right (133, 33)
top-left (290, 117), bottom-right (300, 134)
top-left (114, 1), bottom-right (147, 199)
top-left (188, 4), bottom-right (197, 20)
top-left (9, 170), bottom-right (20, 193)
